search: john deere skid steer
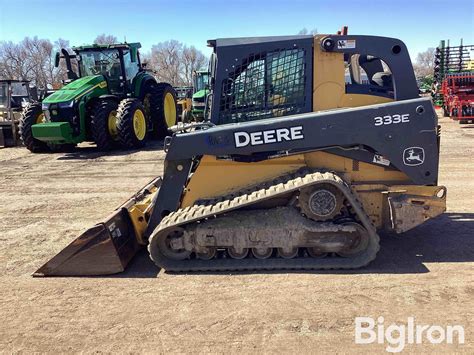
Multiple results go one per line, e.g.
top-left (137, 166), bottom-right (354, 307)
top-left (35, 30), bottom-right (446, 276)
top-left (20, 43), bottom-right (177, 152)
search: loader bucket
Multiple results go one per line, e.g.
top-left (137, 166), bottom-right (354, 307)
top-left (33, 177), bottom-right (162, 277)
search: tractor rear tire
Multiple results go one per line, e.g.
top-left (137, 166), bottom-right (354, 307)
top-left (90, 100), bottom-right (119, 151)
top-left (154, 83), bottom-right (178, 139)
top-left (142, 83), bottom-right (161, 139)
top-left (19, 103), bottom-right (50, 153)
top-left (116, 98), bottom-right (148, 149)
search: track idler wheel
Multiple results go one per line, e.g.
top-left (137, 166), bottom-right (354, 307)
top-left (298, 184), bottom-right (344, 221)
top-left (156, 227), bottom-right (191, 260)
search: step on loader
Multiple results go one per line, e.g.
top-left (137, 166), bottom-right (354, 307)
top-left (34, 29), bottom-right (447, 276)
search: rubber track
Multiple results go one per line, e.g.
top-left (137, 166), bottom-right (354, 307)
top-left (148, 170), bottom-right (380, 272)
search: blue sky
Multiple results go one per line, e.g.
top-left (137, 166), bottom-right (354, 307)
top-left (0, 0), bottom-right (472, 59)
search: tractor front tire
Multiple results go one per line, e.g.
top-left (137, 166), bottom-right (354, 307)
top-left (90, 100), bottom-right (119, 151)
top-left (19, 103), bottom-right (50, 153)
top-left (154, 83), bottom-right (178, 139)
top-left (116, 98), bottom-right (148, 149)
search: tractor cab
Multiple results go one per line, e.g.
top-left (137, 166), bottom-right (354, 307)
top-left (179, 70), bottom-right (211, 122)
top-left (0, 80), bottom-right (35, 147)
top-left (57, 43), bottom-right (142, 95)
top-left (190, 70), bottom-right (210, 120)
top-left (193, 70), bottom-right (209, 93)
top-left (0, 80), bottom-right (33, 111)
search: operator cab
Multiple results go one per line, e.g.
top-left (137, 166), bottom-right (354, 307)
top-left (206, 32), bottom-right (410, 126)
top-left (76, 45), bottom-right (141, 95)
top-left (57, 43), bottom-right (142, 96)
top-left (193, 71), bottom-right (210, 93)
top-left (0, 80), bottom-right (32, 111)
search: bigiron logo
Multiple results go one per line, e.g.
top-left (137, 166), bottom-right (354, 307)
top-left (355, 316), bottom-right (465, 353)
top-left (234, 126), bottom-right (304, 148)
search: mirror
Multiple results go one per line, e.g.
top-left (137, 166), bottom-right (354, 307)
top-left (209, 53), bottom-right (217, 86)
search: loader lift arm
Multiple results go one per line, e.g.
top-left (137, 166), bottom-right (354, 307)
top-left (148, 97), bottom-right (439, 236)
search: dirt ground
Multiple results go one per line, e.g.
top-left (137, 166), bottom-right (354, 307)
top-left (0, 115), bottom-right (473, 353)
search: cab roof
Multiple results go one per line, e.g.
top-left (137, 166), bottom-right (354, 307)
top-left (207, 35), bottom-right (313, 48)
top-left (73, 42), bottom-right (141, 52)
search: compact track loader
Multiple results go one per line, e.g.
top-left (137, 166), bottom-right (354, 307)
top-left (35, 30), bottom-right (447, 276)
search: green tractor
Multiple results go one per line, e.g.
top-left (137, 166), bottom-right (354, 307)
top-left (181, 70), bottom-right (210, 122)
top-left (20, 43), bottom-right (178, 152)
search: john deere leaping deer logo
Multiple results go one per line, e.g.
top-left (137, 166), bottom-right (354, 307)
top-left (403, 147), bottom-right (425, 166)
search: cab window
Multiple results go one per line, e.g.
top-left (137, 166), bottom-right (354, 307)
top-left (122, 50), bottom-right (140, 87)
top-left (219, 48), bottom-right (307, 124)
top-left (345, 54), bottom-right (394, 98)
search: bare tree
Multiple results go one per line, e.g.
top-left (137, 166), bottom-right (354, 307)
top-left (413, 48), bottom-right (435, 78)
top-left (94, 34), bottom-right (118, 45)
top-left (0, 40), bottom-right (32, 81)
top-left (181, 45), bottom-right (207, 85)
top-left (52, 38), bottom-right (73, 89)
top-left (0, 37), bottom-right (53, 88)
top-left (298, 28), bottom-right (318, 35)
top-left (149, 40), bottom-right (183, 85)
top-left (0, 37), bottom-right (74, 89)
top-left (148, 40), bottom-right (207, 86)
top-left (23, 37), bottom-right (54, 89)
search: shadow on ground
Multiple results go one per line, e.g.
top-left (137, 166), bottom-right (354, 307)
top-left (55, 141), bottom-right (164, 161)
top-left (112, 212), bottom-right (474, 278)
